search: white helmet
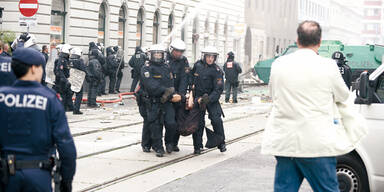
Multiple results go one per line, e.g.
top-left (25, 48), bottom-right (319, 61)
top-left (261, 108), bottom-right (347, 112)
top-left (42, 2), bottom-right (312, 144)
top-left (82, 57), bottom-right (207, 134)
top-left (56, 44), bottom-right (64, 52)
top-left (11, 33), bottom-right (40, 51)
top-left (61, 44), bottom-right (71, 54)
top-left (70, 47), bottom-right (83, 57)
top-left (169, 39), bottom-right (186, 53)
top-left (149, 44), bottom-right (165, 63)
top-left (201, 46), bottom-right (219, 63)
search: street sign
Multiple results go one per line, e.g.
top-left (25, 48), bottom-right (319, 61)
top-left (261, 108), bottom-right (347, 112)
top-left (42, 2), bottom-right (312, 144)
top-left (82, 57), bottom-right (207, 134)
top-left (19, 0), bottom-right (39, 17)
top-left (19, 16), bottom-right (37, 27)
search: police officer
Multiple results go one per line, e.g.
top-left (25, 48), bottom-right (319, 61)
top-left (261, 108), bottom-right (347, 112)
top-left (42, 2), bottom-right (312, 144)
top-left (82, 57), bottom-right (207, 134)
top-left (223, 51), bottom-right (242, 103)
top-left (54, 44), bottom-right (74, 111)
top-left (165, 39), bottom-right (190, 152)
top-left (141, 44), bottom-right (181, 157)
top-left (41, 45), bottom-right (49, 86)
top-left (106, 47), bottom-right (119, 94)
top-left (0, 47), bottom-right (76, 192)
top-left (0, 41), bottom-right (16, 87)
top-left (87, 44), bottom-right (104, 108)
top-left (332, 51), bottom-right (352, 89)
top-left (129, 46), bottom-right (146, 92)
top-left (191, 46), bottom-right (226, 154)
top-left (69, 47), bottom-right (87, 115)
top-left (114, 46), bottom-right (124, 93)
top-left (96, 43), bottom-right (107, 96)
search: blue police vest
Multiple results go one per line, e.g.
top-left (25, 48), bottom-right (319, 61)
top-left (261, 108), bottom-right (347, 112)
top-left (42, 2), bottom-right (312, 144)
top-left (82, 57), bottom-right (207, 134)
top-left (0, 55), bottom-right (16, 87)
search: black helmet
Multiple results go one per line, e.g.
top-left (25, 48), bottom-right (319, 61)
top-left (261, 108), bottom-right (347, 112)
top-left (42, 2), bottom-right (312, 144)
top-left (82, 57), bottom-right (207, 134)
top-left (106, 46), bottom-right (115, 56)
top-left (332, 51), bottom-right (345, 61)
top-left (227, 51), bottom-right (235, 62)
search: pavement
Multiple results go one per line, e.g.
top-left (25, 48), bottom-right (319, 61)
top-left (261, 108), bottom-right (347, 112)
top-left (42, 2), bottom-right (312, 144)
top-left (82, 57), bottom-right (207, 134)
top-left (60, 86), bottom-right (314, 191)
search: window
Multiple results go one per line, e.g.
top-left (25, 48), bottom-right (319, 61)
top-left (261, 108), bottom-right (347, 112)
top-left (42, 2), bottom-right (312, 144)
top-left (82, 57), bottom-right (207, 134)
top-left (181, 14), bottom-right (186, 41)
top-left (168, 12), bottom-right (174, 41)
top-left (98, 3), bottom-right (106, 44)
top-left (153, 10), bottom-right (160, 44)
top-left (137, 8), bottom-right (144, 46)
top-left (118, 6), bottom-right (126, 48)
top-left (192, 16), bottom-right (199, 61)
top-left (50, 0), bottom-right (65, 47)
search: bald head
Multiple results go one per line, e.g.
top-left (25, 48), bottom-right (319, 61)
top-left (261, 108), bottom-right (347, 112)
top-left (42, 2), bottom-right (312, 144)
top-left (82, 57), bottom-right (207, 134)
top-left (297, 20), bottom-right (322, 47)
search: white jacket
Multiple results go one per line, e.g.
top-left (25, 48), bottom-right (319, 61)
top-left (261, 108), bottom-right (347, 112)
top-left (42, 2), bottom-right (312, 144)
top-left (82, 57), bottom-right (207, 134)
top-left (261, 48), bottom-right (353, 157)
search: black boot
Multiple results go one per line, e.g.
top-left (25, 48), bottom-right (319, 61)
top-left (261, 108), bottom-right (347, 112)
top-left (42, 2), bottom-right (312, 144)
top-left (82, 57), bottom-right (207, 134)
top-left (218, 143), bottom-right (227, 152)
top-left (142, 146), bottom-right (151, 153)
top-left (73, 111), bottom-right (83, 115)
top-left (166, 144), bottom-right (173, 154)
top-left (193, 148), bottom-right (201, 155)
top-left (173, 145), bottom-right (180, 152)
top-left (155, 148), bottom-right (165, 157)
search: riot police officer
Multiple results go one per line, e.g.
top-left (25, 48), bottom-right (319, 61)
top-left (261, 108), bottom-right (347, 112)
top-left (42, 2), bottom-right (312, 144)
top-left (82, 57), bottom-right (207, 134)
top-left (129, 46), bottom-right (146, 92)
top-left (54, 44), bottom-right (74, 111)
top-left (332, 51), bottom-right (352, 89)
top-left (114, 46), bottom-right (124, 93)
top-left (165, 39), bottom-right (190, 152)
top-left (87, 44), bottom-right (104, 108)
top-left (191, 46), bottom-right (226, 154)
top-left (0, 47), bottom-right (76, 192)
top-left (140, 44), bottom-right (181, 157)
top-left (223, 51), bottom-right (242, 103)
top-left (69, 47), bottom-right (87, 115)
top-left (106, 47), bottom-right (119, 94)
top-left (96, 43), bottom-right (107, 96)
top-left (0, 41), bottom-right (15, 87)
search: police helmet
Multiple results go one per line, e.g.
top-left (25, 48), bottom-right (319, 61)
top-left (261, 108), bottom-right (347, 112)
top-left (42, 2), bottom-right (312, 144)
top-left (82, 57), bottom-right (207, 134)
top-left (61, 44), bottom-right (71, 54)
top-left (227, 51), bottom-right (235, 61)
top-left (56, 44), bottom-right (64, 53)
top-left (70, 47), bottom-right (83, 58)
top-left (106, 46), bottom-right (115, 56)
top-left (11, 33), bottom-right (41, 51)
top-left (332, 51), bottom-right (345, 61)
top-left (201, 46), bottom-right (219, 63)
top-left (169, 39), bottom-right (186, 53)
top-left (149, 44), bottom-right (165, 64)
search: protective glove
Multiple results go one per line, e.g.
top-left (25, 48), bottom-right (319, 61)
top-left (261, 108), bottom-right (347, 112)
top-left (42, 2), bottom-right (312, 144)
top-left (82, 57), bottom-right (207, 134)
top-left (161, 87), bottom-right (175, 103)
top-left (19, 33), bottom-right (30, 42)
top-left (60, 180), bottom-right (72, 192)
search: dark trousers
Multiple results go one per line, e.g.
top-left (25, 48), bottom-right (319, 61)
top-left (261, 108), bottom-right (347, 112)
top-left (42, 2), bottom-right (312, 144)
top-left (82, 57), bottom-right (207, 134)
top-left (192, 101), bottom-right (225, 149)
top-left (225, 80), bottom-right (238, 102)
top-left (130, 77), bottom-right (139, 92)
top-left (146, 102), bottom-right (176, 150)
top-left (115, 71), bottom-right (123, 92)
top-left (73, 86), bottom-right (83, 112)
top-left (88, 80), bottom-right (98, 106)
top-left (139, 103), bottom-right (152, 148)
top-left (170, 104), bottom-right (182, 147)
top-left (5, 169), bottom-right (52, 192)
top-left (108, 72), bottom-right (117, 93)
top-left (274, 156), bottom-right (339, 192)
top-left (98, 74), bottom-right (106, 94)
top-left (60, 86), bottom-right (73, 111)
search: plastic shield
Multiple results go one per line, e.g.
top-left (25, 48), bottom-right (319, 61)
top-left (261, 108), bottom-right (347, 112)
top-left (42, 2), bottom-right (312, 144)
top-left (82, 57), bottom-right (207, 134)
top-left (68, 68), bottom-right (86, 93)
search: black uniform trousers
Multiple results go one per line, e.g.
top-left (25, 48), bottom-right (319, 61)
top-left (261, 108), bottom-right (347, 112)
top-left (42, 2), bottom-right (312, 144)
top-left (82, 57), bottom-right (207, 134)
top-left (73, 86), bottom-right (83, 112)
top-left (225, 80), bottom-right (238, 102)
top-left (139, 103), bottom-right (152, 148)
top-left (116, 70), bottom-right (123, 92)
top-left (88, 80), bottom-right (99, 106)
top-left (130, 77), bottom-right (139, 92)
top-left (60, 85), bottom-right (74, 111)
top-left (98, 74), bottom-right (106, 95)
top-left (108, 72), bottom-right (117, 93)
top-left (192, 101), bottom-right (225, 150)
top-left (146, 101), bottom-right (176, 150)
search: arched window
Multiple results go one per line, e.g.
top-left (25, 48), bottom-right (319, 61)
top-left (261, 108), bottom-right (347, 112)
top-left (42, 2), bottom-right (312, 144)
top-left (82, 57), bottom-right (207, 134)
top-left (137, 8), bottom-right (144, 46)
top-left (50, 0), bottom-right (66, 47)
top-left (192, 16), bottom-right (199, 61)
top-left (118, 6), bottom-right (126, 48)
top-left (181, 14), bottom-right (186, 41)
top-left (98, 3), bottom-right (106, 44)
top-left (153, 10), bottom-right (160, 44)
top-left (168, 12), bottom-right (174, 40)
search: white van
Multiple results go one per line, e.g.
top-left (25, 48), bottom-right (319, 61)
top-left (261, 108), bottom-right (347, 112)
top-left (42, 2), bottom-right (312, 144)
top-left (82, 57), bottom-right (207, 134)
top-left (337, 65), bottom-right (384, 192)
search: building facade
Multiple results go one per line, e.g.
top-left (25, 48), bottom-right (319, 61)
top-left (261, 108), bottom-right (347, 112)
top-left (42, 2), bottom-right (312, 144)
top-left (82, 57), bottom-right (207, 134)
top-left (244, 0), bottom-right (298, 67)
top-left (362, 0), bottom-right (383, 44)
top-left (0, 0), bottom-right (245, 90)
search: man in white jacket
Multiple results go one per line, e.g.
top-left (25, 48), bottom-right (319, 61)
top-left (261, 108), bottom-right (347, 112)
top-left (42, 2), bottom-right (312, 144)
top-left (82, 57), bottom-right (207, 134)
top-left (261, 20), bottom-right (351, 191)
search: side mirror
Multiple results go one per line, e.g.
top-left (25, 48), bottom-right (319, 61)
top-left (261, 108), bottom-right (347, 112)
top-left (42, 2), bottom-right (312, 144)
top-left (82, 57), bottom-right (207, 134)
top-left (355, 71), bottom-right (372, 104)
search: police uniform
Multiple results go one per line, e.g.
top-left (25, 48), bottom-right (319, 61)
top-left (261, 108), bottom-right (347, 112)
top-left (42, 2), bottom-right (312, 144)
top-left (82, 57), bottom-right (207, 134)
top-left (54, 53), bottom-right (74, 111)
top-left (332, 51), bottom-right (352, 89)
top-left (106, 47), bottom-right (119, 94)
top-left (113, 46), bottom-right (124, 93)
top-left (69, 56), bottom-right (87, 114)
top-left (165, 51), bottom-right (190, 150)
top-left (192, 59), bottom-right (226, 152)
top-left (96, 50), bottom-right (107, 96)
top-left (0, 48), bottom-right (76, 192)
top-left (87, 49), bottom-right (103, 107)
top-left (0, 53), bottom-right (16, 87)
top-left (141, 60), bottom-right (177, 156)
top-left (129, 47), bottom-right (146, 92)
top-left (223, 60), bottom-right (242, 103)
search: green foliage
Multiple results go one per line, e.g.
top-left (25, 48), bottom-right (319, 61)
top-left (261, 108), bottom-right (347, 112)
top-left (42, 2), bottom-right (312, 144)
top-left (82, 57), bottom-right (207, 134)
top-left (0, 30), bottom-right (16, 44)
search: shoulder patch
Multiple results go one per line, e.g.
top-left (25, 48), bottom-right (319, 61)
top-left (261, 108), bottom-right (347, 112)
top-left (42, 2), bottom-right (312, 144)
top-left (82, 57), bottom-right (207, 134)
top-left (144, 71), bottom-right (150, 78)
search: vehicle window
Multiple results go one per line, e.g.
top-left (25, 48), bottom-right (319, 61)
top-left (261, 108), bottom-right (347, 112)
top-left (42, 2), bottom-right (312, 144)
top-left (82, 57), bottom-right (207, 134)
top-left (376, 75), bottom-right (384, 103)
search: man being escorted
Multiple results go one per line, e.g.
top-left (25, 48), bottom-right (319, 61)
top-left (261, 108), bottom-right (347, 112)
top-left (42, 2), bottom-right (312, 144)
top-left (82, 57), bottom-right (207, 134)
top-left (140, 44), bottom-right (181, 157)
top-left (223, 51), bottom-right (242, 103)
top-left (192, 46), bottom-right (226, 154)
top-left (261, 21), bottom-right (350, 192)
top-left (0, 47), bottom-right (76, 191)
